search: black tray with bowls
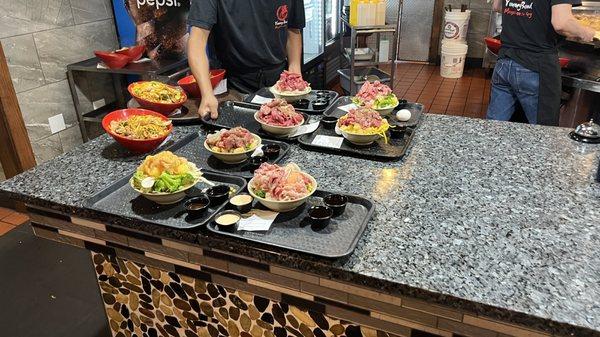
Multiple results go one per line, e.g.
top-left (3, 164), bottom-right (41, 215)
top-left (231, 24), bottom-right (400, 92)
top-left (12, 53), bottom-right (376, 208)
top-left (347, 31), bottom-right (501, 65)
top-left (323, 96), bottom-right (424, 128)
top-left (86, 171), bottom-right (247, 230)
top-left (298, 124), bottom-right (416, 161)
top-left (172, 132), bottom-right (291, 179)
top-left (244, 88), bottom-right (339, 114)
top-left (201, 101), bottom-right (316, 141)
top-left (205, 190), bottom-right (375, 258)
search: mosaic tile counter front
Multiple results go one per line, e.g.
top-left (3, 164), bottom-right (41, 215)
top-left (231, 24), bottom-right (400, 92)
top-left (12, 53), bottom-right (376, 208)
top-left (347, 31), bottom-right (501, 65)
top-left (27, 205), bottom-right (574, 337)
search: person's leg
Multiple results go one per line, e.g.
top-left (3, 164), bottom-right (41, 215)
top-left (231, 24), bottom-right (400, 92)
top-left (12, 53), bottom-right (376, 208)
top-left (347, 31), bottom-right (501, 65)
top-left (487, 58), bottom-right (518, 121)
top-left (511, 61), bottom-right (540, 124)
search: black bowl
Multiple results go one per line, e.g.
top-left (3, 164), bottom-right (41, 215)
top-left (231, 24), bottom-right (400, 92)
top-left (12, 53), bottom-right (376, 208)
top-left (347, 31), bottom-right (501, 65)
top-left (312, 99), bottom-right (329, 110)
top-left (308, 205), bottom-right (333, 229)
top-left (320, 116), bottom-right (338, 130)
top-left (390, 125), bottom-right (407, 139)
top-left (323, 194), bottom-right (348, 217)
top-left (248, 156), bottom-right (268, 172)
top-left (292, 99), bottom-right (310, 109)
top-left (263, 144), bottom-right (281, 160)
top-left (214, 210), bottom-right (241, 232)
top-left (229, 194), bottom-right (254, 214)
top-left (315, 91), bottom-right (330, 98)
top-left (206, 185), bottom-right (230, 205)
top-left (184, 195), bottom-right (210, 216)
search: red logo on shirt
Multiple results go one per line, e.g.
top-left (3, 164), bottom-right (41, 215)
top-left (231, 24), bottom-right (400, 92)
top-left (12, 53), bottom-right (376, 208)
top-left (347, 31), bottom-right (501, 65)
top-left (277, 5), bottom-right (289, 22)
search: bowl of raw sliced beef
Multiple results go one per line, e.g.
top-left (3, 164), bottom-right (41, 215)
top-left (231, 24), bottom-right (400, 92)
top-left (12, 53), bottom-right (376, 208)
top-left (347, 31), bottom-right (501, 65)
top-left (269, 71), bottom-right (312, 102)
top-left (255, 99), bottom-right (305, 136)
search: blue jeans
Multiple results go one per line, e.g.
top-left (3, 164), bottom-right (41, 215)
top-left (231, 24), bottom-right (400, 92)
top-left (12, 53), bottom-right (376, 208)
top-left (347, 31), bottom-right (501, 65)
top-left (487, 58), bottom-right (540, 124)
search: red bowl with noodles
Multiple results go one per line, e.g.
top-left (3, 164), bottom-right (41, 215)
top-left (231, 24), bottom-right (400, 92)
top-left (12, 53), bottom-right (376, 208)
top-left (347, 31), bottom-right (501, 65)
top-left (128, 81), bottom-right (187, 116)
top-left (102, 108), bottom-right (173, 153)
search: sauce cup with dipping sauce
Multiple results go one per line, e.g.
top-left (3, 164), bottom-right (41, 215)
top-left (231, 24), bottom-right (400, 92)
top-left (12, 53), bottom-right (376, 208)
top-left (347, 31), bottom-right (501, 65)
top-left (312, 99), bottom-right (329, 110)
top-left (248, 156), bottom-right (268, 172)
top-left (323, 194), bottom-right (348, 217)
top-left (308, 205), bottom-right (334, 229)
top-left (184, 195), bottom-right (211, 217)
top-left (389, 125), bottom-right (407, 139)
top-left (263, 144), bottom-right (281, 159)
top-left (320, 116), bottom-right (338, 130)
top-left (214, 210), bottom-right (241, 232)
top-left (230, 194), bottom-right (254, 214)
top-left (292, 99), bottom-right (310, 109)
top-left (206, 185), bottom-right (230, 205)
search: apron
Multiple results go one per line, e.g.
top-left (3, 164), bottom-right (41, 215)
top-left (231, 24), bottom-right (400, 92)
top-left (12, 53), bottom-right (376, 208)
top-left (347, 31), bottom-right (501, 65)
top-left (227, 62), bottom-right (287, 94)
top-left (500, 48), bottom-right (561, 126)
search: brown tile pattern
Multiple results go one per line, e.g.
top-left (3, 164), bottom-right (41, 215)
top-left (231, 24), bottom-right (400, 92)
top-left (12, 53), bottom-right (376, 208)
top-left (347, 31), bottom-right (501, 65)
top-left (0, 206), bottom-right (29, 236)
top-left (391, 64), bottom-right (491, 118)
top-left (27, 206), bottom-right (559, 337)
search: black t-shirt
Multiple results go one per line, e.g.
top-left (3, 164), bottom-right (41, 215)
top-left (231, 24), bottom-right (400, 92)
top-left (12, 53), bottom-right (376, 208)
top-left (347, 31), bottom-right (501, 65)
top-left (188, 0), bottom-right (305, 74)
top-left (500, 0), bottom-right (581, 53)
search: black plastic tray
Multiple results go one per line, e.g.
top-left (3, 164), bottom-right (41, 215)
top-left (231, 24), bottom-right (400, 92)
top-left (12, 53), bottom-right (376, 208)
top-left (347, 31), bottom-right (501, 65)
top-left (298, 125), bottom-right (415, 161)
top-left (206, 190), bottom-right (374, 258)
top-left (201, 101), bottom-right (314, 141)
top-left (324, 96), bottom-right (424, 128)
top-left (172, 132), bottom-right (290, 179)
top-left (86, 172), bottom-right (247, 230)
top-left (244, 88), bottom-right (339, 114)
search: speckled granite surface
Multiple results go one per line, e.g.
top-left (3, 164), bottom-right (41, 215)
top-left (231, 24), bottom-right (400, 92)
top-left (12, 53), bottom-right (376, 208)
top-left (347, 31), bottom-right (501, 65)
top-left (2, 115), bottom-right (600, 336)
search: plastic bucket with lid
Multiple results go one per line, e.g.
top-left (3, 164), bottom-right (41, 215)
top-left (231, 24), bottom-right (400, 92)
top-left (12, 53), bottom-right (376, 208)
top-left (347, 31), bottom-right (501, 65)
top-left (443, 10), bottom-right (471, 41)
top-left (440, 42), bottom-right (468, 78)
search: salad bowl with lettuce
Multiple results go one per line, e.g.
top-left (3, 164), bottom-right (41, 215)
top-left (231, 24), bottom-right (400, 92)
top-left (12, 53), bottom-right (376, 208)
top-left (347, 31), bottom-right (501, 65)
top-left (352, 81), bottom-right (399, 116)
top-left (130, 151), bottom-right (202, 204)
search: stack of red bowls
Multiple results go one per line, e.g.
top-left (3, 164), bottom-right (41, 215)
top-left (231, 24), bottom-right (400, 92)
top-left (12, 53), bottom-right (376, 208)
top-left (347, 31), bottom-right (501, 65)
top-left (94, 45), bottom-right (146, 69)
top-left (177, 69), bottom-right (226, 98)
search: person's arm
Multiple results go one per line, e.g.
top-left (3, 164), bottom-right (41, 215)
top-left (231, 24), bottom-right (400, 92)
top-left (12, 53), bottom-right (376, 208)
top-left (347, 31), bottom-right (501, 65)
top-left (551, 4), bottom-right (596, 42)
top-left (492, 0), bottom-right (502, 13)
top-left (188, 27), bottom-right (219, 119)
top-left (286, 29), bottom-right (303, 74)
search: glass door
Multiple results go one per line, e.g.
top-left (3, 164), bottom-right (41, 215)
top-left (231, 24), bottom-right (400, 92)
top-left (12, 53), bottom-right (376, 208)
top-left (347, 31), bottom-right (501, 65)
top-left (325, 0), bottom-right (340, 43)
top-left (303, 0), bottom-right (325, 64)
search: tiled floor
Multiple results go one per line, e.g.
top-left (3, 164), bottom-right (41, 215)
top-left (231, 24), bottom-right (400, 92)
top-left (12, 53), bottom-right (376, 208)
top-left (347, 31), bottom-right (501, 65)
top-left (0, 207), bottom-right (30, 237)
top-left (392, 63), bottom-right (492, 118)
top-left (336, 63), bottom-right (493, 119)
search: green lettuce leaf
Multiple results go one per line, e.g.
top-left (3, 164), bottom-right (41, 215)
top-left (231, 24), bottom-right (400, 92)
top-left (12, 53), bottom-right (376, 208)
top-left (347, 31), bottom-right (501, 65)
top-left (373, 94), bottom-right (399, 109)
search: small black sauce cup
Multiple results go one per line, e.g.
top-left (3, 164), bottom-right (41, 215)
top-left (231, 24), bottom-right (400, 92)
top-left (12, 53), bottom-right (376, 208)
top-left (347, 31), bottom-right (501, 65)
top-left (320, 116), bottom-right (338, 130)
top-left (389, 125), bottom-right (407, 139)
top-left (206, 185), bottom-right (230, 205)
top-left (292, 99), bottom-right (310, 109)
top-left (308, 206), bottom-right (333, 230)
top-left (262, 144), bottom-right (281, 160)
top-left (312, 99), bottom-right (329, 110)
top-left (229, 194), bottom-right (253, 214)
top-left (248, 156), bottom-right (268, 172)
top-left (323, 194), bottom-right (348, 217)
top-left (214, 210), bottom-right (241, 233)
top-left (184, 195), bottom-right (210, 217)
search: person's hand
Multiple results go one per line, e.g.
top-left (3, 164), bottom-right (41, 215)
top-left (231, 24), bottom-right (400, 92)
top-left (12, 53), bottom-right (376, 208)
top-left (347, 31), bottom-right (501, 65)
top-left (579, 26), bottom-right (596, 42)
top-left (198, 94), bottom-right (219, 119)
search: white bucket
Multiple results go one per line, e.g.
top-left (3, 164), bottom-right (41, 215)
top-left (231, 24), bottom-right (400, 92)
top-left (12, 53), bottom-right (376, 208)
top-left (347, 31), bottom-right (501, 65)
top-left (440, 42), bottom-right (468, 78)
top-left (443, 10), bottom-right (471, 41)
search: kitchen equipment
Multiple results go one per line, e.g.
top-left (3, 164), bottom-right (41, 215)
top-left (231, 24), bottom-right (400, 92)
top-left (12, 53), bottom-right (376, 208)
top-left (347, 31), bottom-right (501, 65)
top-left (570, 119), bottom-right (600, 143)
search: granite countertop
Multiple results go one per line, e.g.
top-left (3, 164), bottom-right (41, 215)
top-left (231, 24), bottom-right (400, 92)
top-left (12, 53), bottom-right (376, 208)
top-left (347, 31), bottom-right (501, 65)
top-left (1, 115), bottom-right (599, 336)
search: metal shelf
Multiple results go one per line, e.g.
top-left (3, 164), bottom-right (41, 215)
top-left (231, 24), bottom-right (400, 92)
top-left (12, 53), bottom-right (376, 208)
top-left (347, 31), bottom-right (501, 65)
top-left (339, 11), bottom-right (399, 95)
top-left (341, 17), bottom-right (397, 33)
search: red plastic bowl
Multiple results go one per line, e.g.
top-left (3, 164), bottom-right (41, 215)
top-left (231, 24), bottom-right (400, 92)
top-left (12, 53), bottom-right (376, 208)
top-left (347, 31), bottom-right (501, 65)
top-left (559, 57), bottom-right (570, 68)
top-left (115, 45), bottom-right (145, 61)
top-left (102, 108), bottom-right (173, 153)
top-left (484, 37), bottom-right (502, 55)
top-left (177, 69), bottom-right (226, 98)
top-left (127, 81), bottom-right (187, 116)
top-left (94, 51), bottom-right (131, 69)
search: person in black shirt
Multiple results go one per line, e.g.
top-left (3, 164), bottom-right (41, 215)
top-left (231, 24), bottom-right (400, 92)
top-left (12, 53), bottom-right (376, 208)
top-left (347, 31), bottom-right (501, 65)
top-left (487, 0), bottom-right (596, 125)
top-left (187, 0), bottom-right (306, 119)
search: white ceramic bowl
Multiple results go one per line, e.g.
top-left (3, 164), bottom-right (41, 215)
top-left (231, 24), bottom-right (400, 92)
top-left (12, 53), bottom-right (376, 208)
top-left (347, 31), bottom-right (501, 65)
top-left (269, 86), bottom-right (312, 102)
top-left (130, 176), bottom-right (200, 205)
top-left (248, 174), bottom-right (318, 212)
top-left (373, 101), bottom-right (399, 116)
top-left (254, 112), bottom-right (304, 136)
top-left (204, 134), bottom-right (262, 164)
top-left (340, 130), bottom-right (381, 146)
